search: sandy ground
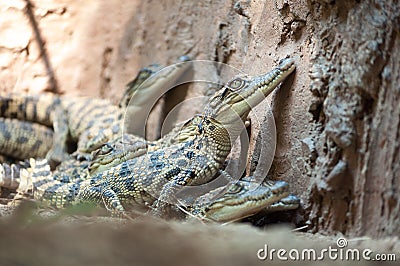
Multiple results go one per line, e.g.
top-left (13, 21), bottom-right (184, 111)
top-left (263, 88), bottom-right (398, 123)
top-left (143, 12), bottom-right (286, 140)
top-left (0, 203), bottom-right (398, 266)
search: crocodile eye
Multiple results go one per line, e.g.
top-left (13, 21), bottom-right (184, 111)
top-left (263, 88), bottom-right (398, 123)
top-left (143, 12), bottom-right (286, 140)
top-left (100, 144), bottom-right (113, 154)
top-left (139, 70), bottom-right (152, 80)
top-left (227, 183), bottom-right (242, 194)
top-left (228, 78), bottom-right (246, 90)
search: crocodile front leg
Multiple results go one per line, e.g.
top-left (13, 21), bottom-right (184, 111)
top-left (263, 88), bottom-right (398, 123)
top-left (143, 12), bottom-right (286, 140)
top-left (75, 181), bottom-right (126, 214)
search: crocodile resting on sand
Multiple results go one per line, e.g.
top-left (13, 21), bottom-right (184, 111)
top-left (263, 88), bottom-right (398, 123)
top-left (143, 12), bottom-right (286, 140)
top-left (1, 58), bottom-right (298, 221)
top-left (3, 157), bottom-right (299, 222)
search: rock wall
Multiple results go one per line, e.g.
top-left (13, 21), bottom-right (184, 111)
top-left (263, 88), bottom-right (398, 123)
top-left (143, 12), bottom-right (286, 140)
top-left (0, 0), bottom-right (399, 238)
top-left (307, 0), bottom-right (400, 237)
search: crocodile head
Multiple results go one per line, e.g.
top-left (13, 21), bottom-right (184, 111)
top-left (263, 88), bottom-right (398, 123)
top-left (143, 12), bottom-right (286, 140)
top-left (205, 58), bottom-right (295, 136)
top-left (119, 64), bottom-right (164, 108)
top-left (189, 178), bottom-right (296, 223)
top-left (122, 55), bottom-right (192, 137)
top-left (119, 55), bottom-right (192, 108)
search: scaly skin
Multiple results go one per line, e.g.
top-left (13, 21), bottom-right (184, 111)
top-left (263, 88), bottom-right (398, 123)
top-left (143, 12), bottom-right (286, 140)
top-left (87, 121), bottom-right (189, 176)
top-left (0, 56), bottom-right (191, 165)
top-left (186, 177), bottom-right (300, 222)
top-left (88, 57), bottom-right (296, 177)
top-left (87, 133), bottom-right (150, 176)
top-left (2, 58), bottom-right (296, 218)
top-left (8, 158), bottom-right (299, 222)
top-left (0, 65), bottom-right (160, 166)
top-left (0, 118), bottom-right (54, 160)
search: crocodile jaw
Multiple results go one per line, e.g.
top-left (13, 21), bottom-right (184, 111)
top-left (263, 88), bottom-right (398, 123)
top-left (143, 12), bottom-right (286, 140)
top-left (207, 58), bottom-right (295, 132)
top-left (198, 180), bottom-right (290, 223)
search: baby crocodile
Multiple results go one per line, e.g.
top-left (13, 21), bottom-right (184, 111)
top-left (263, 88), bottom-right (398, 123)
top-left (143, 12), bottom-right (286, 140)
top-left (7, 158), bottom-right (299, 222)
top-left (186, 177), bottom-right (299, 222)
top-left (2, 58), bottom-right (296, 218)
top-left (0, 56), bottom-right (191, 166)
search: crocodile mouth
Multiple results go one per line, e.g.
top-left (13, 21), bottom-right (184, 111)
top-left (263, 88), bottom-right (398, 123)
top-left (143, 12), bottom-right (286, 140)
top-left (231, 58), bottom-right (296, 107)
top-left (208, 58), bottom-right (295, 127)
top-left (203, 180), bottom-right (290, 222)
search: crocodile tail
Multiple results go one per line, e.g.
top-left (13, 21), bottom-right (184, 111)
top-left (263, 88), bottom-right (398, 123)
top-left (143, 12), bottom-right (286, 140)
top-left (0, 94), bottom-right (60, 126)
top-left (0, 118), bottom-right (54, 160)
top-left (0, 94), bottom-right (70, 167)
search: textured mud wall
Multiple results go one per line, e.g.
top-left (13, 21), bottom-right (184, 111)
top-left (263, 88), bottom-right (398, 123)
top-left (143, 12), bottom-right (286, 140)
top-left (0, 0), bottom-right (142, 97)
top-left (307, 0), bottom-right (400, 237)
top-left (0, 0), bottom-right (399, 239)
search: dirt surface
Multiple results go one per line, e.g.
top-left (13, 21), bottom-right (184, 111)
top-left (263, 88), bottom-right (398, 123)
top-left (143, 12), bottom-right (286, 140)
top-left (0, 203), bottom-right (399, 266)
top-left (0, 0), bottom-right (399, 263)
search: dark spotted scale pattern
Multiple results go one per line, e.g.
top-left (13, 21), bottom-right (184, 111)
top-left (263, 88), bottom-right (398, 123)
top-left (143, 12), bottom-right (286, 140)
top-left (0, 58), bottom-right (296, 218)
top-left (0, 118), bottom-right (53, 160)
